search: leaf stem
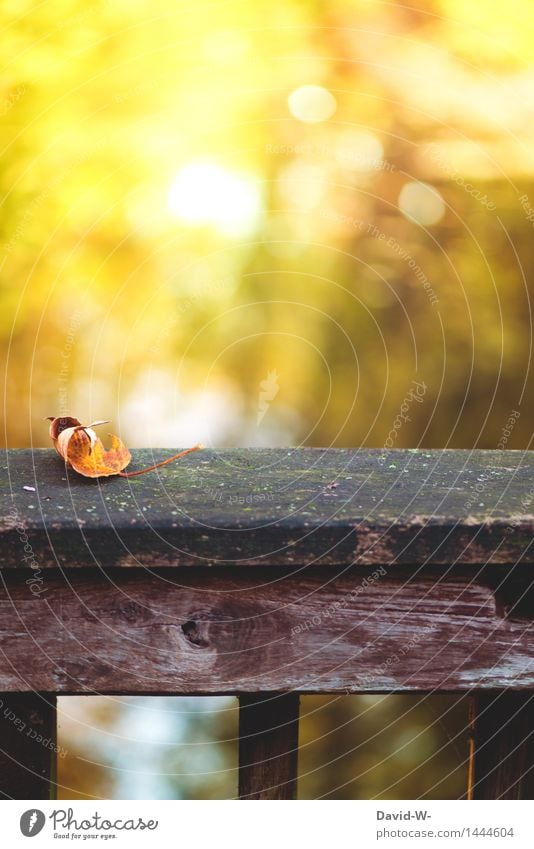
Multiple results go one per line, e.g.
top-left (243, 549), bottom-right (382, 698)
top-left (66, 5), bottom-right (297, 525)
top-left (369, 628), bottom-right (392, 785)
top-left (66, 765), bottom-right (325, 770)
top-left (118, 444), bottom-right (203, 477)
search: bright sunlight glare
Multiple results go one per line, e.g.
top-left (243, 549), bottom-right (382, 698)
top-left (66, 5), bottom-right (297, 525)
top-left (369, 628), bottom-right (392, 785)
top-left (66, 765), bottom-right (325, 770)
top-left (168, 161), bottom-right (262, 237)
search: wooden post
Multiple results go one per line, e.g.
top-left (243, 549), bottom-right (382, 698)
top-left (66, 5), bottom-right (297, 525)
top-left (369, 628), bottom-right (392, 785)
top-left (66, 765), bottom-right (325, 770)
top-left (468, 692), bottom-right (534, 799)
top-left (0, 693), bottom-right (57, 799)
top-left (238, 693), bottom-right (299, 799)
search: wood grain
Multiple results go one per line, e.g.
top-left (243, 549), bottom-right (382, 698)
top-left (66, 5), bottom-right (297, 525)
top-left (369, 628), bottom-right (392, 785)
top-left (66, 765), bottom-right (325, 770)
top-left (1, 567), bottom-right (533, 694)
top-left (1, 448), bottom-right (533, 569)
top-left (238, 693), bottom-right (299, 799)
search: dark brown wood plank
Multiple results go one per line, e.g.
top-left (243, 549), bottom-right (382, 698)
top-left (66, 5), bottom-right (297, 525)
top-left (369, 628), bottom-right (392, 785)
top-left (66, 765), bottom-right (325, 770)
top-left (0, 693), bottom-right (56, 799)
top-left (1, 449), bottom-right (533, 569)
top-left (1, 567), bottom-right (533, 694)
top-left (238, 693), bottom-right (299, 799)
top-left (468, 692), bottom-right (534, 799)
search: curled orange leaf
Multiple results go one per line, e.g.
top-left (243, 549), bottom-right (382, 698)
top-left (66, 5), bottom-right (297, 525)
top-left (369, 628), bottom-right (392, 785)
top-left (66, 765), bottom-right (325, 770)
top-left (46, 416), bottom-right (201, 479)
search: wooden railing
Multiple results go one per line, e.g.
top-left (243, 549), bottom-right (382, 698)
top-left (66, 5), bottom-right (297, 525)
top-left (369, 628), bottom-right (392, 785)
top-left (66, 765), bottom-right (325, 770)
top-left (1, 448), bottom-right (533, 799)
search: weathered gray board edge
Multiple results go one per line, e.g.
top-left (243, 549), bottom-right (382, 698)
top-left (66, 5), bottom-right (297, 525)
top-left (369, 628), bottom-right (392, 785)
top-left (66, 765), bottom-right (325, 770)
top-left (2, 448), bottom-right (534, 568)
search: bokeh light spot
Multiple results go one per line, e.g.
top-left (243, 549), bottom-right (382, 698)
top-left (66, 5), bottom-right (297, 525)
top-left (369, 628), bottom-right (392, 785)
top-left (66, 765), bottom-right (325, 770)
top-left (168, 161), bottom-right (262, 236)
top-left (288, 84), bottom-right (337, 123)
top-left (398, 181), bottom-right (446, 226)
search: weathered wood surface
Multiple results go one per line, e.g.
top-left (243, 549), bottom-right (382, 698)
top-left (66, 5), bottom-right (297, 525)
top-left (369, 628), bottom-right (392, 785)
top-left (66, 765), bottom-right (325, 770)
top-left (1, 567), bottom-right (533, 694)
top-left (1, 449), bottom-right (533, 568)
top-left (238, 693), bottom-right (299, 799)
top-left (0, 693), bottom-right (56, 799)
top-left (468, 692), bottom-right (534, 799)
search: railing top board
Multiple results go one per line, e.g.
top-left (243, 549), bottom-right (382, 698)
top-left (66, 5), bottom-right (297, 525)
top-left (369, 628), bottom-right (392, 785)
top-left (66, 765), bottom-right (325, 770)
top-left (1, 448), bottom-right (533, 568)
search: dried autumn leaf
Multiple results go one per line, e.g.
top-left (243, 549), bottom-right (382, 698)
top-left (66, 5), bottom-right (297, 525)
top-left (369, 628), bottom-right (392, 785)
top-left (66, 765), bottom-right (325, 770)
top-left (46, 416), bottom-right (201, 479)
top-left (60, 426), bottom-right (131, 478)
top-left (47, 415), bottom-right (83, 456)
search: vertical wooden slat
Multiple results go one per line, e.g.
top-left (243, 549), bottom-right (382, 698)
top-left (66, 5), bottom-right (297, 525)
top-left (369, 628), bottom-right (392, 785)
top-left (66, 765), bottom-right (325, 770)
top-left (238, 692), bottom-right (299, 799)
top-left (0, 693), bottom-right (57, 799)
top-left (468, 691), bottom-right (534, 799)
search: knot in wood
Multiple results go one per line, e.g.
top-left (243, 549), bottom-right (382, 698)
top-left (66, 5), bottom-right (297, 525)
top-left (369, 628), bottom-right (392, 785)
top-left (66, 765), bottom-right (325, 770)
top-left (181, 620), bottom-right (210, 648)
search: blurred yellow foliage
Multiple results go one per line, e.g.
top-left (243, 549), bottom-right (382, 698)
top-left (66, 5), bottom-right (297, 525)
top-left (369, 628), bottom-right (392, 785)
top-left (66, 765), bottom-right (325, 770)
top-left (2, 0), bottom-right (533, 451)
